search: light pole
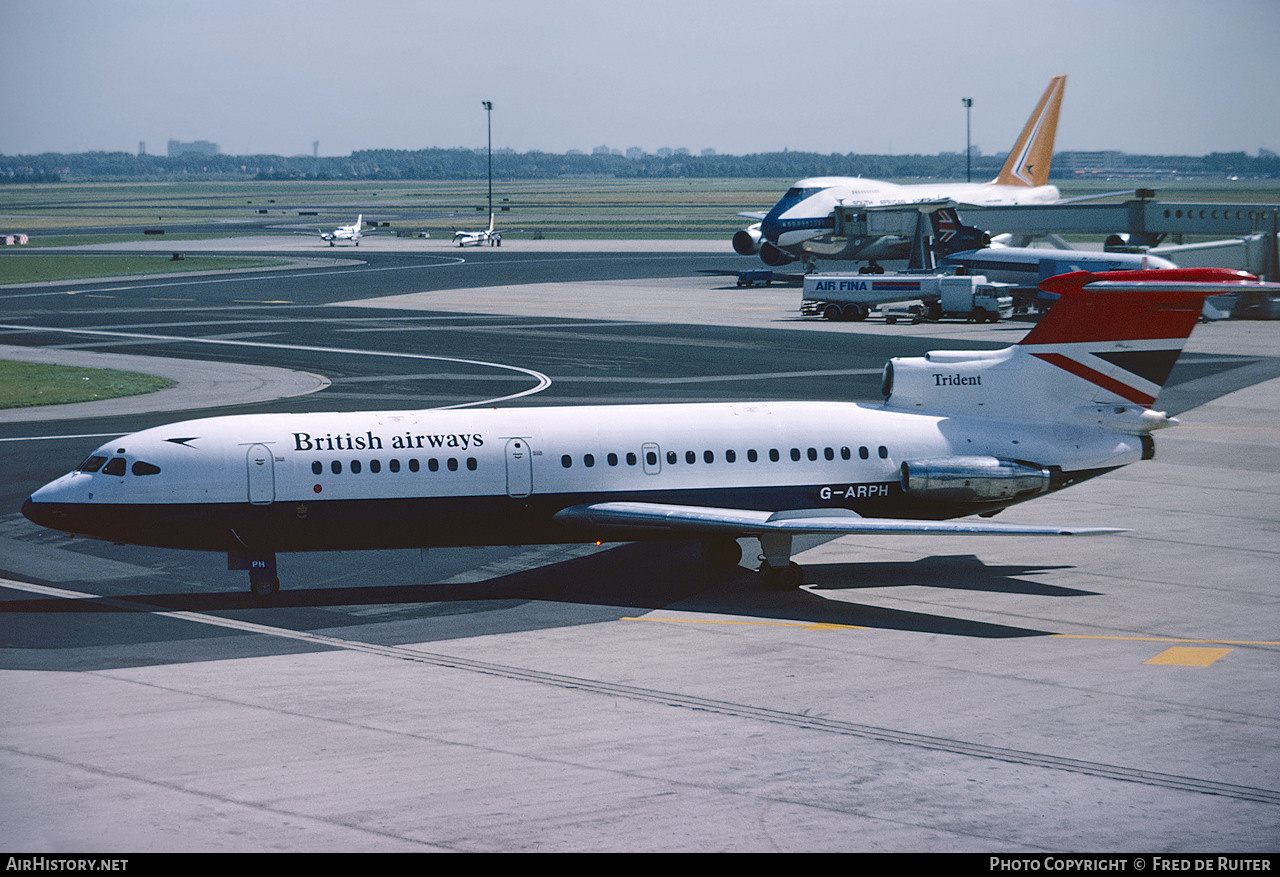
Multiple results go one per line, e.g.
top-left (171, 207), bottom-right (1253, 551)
top-left (482, 101), bottom-right (493, 219)
top-left (962, 97), bottom-right (973, 182)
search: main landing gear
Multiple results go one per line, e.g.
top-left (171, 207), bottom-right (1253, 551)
top-left (230, 550), bottom-right (280, 601)
top-left (757, 532), bottom-right (805, 590)
top-left (700, 534), bottom-right (806, 590)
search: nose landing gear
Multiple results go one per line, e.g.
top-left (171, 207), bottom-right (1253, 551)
top-left (230, 551), bottom-right (280, 601)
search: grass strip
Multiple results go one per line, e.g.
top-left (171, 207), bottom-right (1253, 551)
top-left (0, 360), bottom-right (173, 408)
top-left (0, 254), bottom-right (283, 285)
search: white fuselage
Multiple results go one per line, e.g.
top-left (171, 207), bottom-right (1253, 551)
top-left (763, 176), bottom-right (1061, 252)
top-left (24, 398), bottom-right (1138, 554)
top-left (940, 246), bottom-right (1178, 288)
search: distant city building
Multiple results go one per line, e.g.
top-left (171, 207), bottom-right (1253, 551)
top-left (592, 144), bottom-right (611, 155)
top-left (139, 141), bottom-right (146, 156)
top-left (167, 139), bottom-right (219, 157)
top-left (625, 147), bottom-right (645, 159)
top-left (1059, 150), bottom-right (1126, 174)
top-left (701, 148), bottom-right (716, 157)
top-left (656, 147), bottom-right (673, 158)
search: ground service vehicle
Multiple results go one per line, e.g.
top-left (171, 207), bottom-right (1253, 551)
top-left (801, 273), bottom-right (1012, 322)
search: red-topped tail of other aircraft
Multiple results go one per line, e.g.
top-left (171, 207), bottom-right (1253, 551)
top-left (23, 268), bottom-right (1274, 599)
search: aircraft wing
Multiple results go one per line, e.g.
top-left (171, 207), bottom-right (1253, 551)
top-left (553, 501), bottom-right (1123, 537)
top-left (738, 211), bottom-right (767, 220)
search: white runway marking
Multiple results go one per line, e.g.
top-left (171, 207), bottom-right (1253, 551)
top-left (0, 322), bottom-right (552, 412)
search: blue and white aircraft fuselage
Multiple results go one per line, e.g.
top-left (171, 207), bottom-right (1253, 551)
top-left (735, 76), bottom-right (1068, 268)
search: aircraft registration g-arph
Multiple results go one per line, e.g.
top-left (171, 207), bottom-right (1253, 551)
top-left (733, 75), bottom-right (1069, 271)
top-left (23, 268), bottom-right (1272, 600)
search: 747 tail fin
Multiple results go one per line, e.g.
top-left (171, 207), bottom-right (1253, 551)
top-left (994, 75), bottom-right (1066, 188)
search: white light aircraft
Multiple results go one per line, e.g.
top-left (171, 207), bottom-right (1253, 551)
top-left (24, 268), bottom-right (1270, 600)
top-left (941, 245), bottom-right (1179, 289)
top-left (734, 75), bottom-right (1068, 271)
top-left (453, 213), bottom-right (501, 247)
top-left (316, 215), bottom-right (366, 246)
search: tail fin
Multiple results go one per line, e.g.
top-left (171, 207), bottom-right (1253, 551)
top-left (1023, 268), bottom-right (1262, 406)
top-left (994, 75), bottom-right (1066, 188)
top-left (931, 206), bottom-right (990, 255)
top-left (883, 268), bottom-right (1272, 424)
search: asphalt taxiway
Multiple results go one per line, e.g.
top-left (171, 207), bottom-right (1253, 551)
top-left (0, 238), bottom-right (1278, 852)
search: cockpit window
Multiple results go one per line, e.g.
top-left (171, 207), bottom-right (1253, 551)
top-left (131, 461), bottom-right (161, 476)
top-left (769, 186), bottom-right (826, 217)
top-left (78, 455), bottom-right (108, 473)
top-left (101, 457), bottom-right (127, 476)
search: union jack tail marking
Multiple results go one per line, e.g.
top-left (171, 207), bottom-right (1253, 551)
top-left (1022, 268), bottom-right (1266, 405)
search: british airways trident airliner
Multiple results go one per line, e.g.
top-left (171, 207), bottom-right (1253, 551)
top-left (22, 268), bottom-right (1269, 599)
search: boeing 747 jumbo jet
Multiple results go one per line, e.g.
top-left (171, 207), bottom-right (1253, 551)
top-left (734, 75), bottom-right (1068, 271)
top-left (23, 268), bottom-right (1270, 599)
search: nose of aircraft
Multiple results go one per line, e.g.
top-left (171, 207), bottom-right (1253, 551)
top-left (22, 472), bottom-right (88, 531)
top-left (22, 495), bottom-right (59, 529)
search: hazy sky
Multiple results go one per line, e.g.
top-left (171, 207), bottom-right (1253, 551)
top-left (3, 0), bottom-right (1278, 158)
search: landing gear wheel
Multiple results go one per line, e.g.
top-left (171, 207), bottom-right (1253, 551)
top-left (701, 537), bottom-right (743, 569)
top-left (249, 576), bottom-right (279, 602)
top-left (760, 561), bottom-right (804, 590)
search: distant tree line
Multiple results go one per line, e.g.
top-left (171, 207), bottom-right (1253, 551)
top-left (0, 147), bottom-right (1276, 183)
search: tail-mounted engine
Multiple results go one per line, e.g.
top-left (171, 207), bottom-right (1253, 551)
top-left (881, 350), bottom-right (1011, 417)
top-left (901, 456), bottom-right (1051, 503)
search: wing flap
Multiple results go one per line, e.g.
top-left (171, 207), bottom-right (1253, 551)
top-left (553, 501), bottom-right (1124, 537)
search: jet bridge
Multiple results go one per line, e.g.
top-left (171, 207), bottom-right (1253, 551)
top-left (961, 194), bottom-right (1280, 279)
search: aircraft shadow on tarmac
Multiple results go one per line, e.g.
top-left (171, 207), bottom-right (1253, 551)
top-left (1, 542), bottom-right (1084, 643)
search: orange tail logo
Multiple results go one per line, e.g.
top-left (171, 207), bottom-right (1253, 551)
top-left (995, 75), bottom-right (1066, 188)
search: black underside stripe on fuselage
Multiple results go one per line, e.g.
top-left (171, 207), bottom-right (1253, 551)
top-left (24, 469), bottom-right (1119, 554)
